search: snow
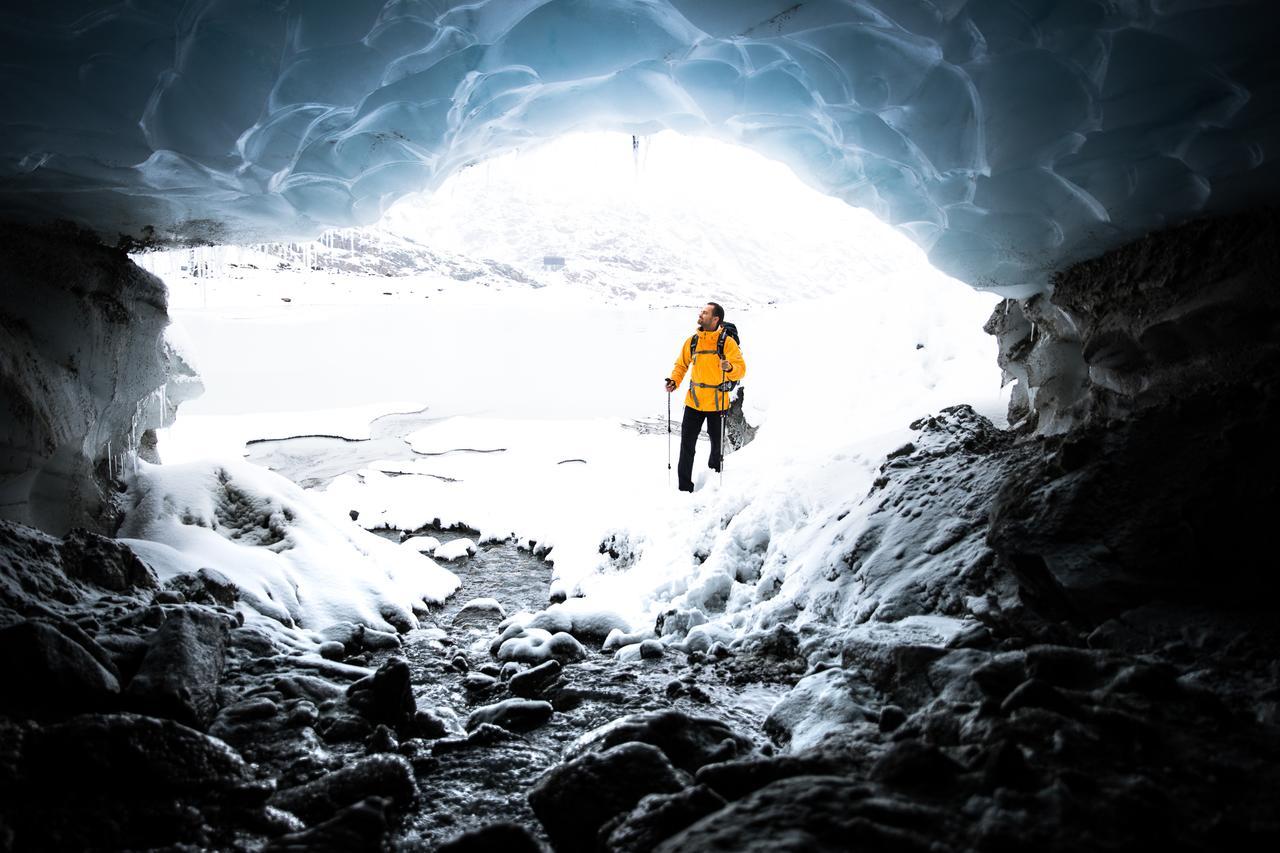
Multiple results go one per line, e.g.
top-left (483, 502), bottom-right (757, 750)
top-left (116, 132), bottom-right (1012, 670)
top-left (5, 2), bottom-right (1277, 298)
top-left (117, 458), bottom-right (459, 634)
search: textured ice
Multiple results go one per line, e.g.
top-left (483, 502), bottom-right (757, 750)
top-left (2, 2), bottom-right (1277, 295)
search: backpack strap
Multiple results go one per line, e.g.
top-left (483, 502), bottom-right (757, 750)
top-left (717, 328), bottom-right (727, 358)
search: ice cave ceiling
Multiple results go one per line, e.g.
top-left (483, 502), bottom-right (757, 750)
top-left (1, 0), bottom-right (1277, 296)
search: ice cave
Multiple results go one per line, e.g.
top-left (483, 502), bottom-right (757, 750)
top-left (2, 1), bottom-right (1279, 850)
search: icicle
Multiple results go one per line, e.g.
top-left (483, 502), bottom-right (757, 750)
top-left (106, 440), bottom-right (112, 480)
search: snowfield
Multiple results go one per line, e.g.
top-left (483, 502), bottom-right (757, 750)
top-left (128, 133), bottom-right (1009, 668)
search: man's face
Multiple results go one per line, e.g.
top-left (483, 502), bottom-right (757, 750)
top-left (698, 304), bottom-right (719, 331)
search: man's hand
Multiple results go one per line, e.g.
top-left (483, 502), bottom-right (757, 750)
top-left (664, 378), bottom-right (677, 393)
top-left (720, 359), bottom-right (732, 372)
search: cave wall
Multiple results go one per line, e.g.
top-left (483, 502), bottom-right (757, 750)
top-left (0, 224), bottom-right (189, 535)
top-left (984, 209), bottom-right (1280, 625)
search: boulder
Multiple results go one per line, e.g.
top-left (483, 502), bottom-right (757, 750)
top-left (346, 657), bottom-right (416, 728)
top-left (125, 606), bottom-right (228, 728)
top-left (0, 620), bottom-right (119, 716)
top-left (528, 742), bottom-right (687, 853)
top-left (568, 710), bottom-right (754, 773)
top-left (465, 699), bottom-right (553, 733)
top-left (269, 754), bottom-right (415, 824)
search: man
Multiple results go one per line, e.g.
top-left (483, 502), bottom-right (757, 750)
top-left (665, 302), bottom-right (746, 492)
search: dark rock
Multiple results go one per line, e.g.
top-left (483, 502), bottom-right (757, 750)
top-left (318, 713), bottom-right (372, 743)
top-left (465, 698), bottom-right (553, 733)
top-left (0, 620), bottom-right (119, 716)
top-left (10, 712), bottom-right (268, 850)
top-left (568, 710), bottom-right (753, 773)
top-left (59, 528), bottom-right (156, 591)
top-left (878, 705), bottom-right (907, 733)
top-left (165, 568), bottom-right (239, 607)
top-left (463, 671), bottom-right (498, 692)
top-left (432, 722), bottom-right (524, 755)
top-left (437, 821), bottom-right (545, 853)
top-left (269, 754), bottom-right (415, 824)
top-left (509, 659), bottom-right (562, 698)
top-left (603, 784), bottom-right (727, 853)
top-left (1000, 678), bottom-right (1078, 716)
top-left (656, 777), bottom-right (955, 853)
top-left (346, 657), bottom-right (416, 728)
top-left (528, 742), bottom-right (687, 853)
top-left (413, 707), bottom-right (459, 739)
top-left (366, 724), bottom-right (399, 754)
top-left (267, 796), bottom-right (390, 852)
top-left (694, 755), bottom-right (844, 803)
top-left (125, 606), bottom-right (229, 728)
top-left (869, 739), bottom-right (965, 794)
top-left (639, 639), bottom-right (665, 659)
top-left (153, 589), bottom-right (186, 604)
top-left (318, 641), bottom-right (346, 660)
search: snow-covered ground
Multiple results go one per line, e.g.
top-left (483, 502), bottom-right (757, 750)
top-left (130, 132), bottom-right (1009, 652)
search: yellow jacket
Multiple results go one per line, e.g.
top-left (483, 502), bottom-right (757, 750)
top-left (670, 328), bottom-right (746, 412)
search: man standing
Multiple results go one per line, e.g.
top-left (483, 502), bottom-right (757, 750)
top-left (665, 302), bottom-right (746, 492)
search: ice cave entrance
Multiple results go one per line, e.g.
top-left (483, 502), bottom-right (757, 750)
top-left (135, 131), bottom-right (1007, 557)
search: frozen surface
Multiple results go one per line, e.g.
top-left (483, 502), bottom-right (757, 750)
top-left (117, 458), bottom-right (459, 633)
top-left (4, 2), bottom-right (1279, 295)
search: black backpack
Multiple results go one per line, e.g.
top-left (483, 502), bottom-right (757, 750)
top-left (689, 321), bottom-right (741, 394)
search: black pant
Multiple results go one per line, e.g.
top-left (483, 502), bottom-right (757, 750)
top-left (678, 406), bottom-right (722, 492)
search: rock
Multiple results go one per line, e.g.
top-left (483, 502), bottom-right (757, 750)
top-left (604, 784), bottom-right (727, 853)
top-left (878, 705), bottom-right (907, 732)
top-left (318, 621), bottom-right (363, 653)
top-left (366, 724), bottom-right (399, 754)
top-left (463, 672), bottom-right (498, 692)
top-left (568, 710), bottom-right (753, 773)
top-left (432, 722), bottom-right (524, 755)
top-left (528, 742), bottom-right (687, 853)
top-left (452, 597), bottom-right (507, 627)
top-left (59, 528), bottom-right (156, 591)
top-left (639, 639), bottom-right (666, 659)
top-left (497, 629), bottom-right (587, 664)
top-left (318, 713), bottom-right (372, 743)
top-left (436, 821), bottom-right (544, 852)
top-left (269, 754), bottom-right (416, 824)
top-left (165, 568), bottom-right (239, 607)
top-left (450, 654), bottom-right (470, 673)
top-left (0, 620), bottom-right (120, 716)
top-left (346, 657), bottom-right (416, 728)
top-left (266, 796), bottom-right (390, 852)
top-left (509, 659), bottom-right (562, 698)
top-left (414, 707), bottom-right (463, 739)
top-left (869, 739), bottom-right (965, 793)
top-left (694, 755), bottom-right (843, 802)
top-left (153, 589), bottom-right (185, 604)
top-left (318, 641), bottom-right (346, 661)
top-left (125, 606), bottom-right (228, 728)
top-left (10, 712), bottom-right (268, 849)
top-left (361, 627), bottom-right (402, 650)
top-left (465, 698), bottom-right (553, 733)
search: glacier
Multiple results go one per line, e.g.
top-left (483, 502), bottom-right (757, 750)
top-left (2, 0), bottom-right (1278, 296)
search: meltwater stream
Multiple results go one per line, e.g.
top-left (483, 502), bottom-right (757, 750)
top-left (365, 527), bottom-right (790, 849)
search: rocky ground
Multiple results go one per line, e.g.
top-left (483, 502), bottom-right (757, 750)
top-left (2, 396), bottom-right (1278, 851)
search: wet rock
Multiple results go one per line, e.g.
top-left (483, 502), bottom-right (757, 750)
top-left (639, 639), bottom-right (666, 659)
top-left (266, 796), bottom-right (391, 852)
top-left (463, 672), bottom-right (498, 692)
top-left (437, 821), bottom-right (544, 853)
top-left (414, 707), bottom-right (463, 739)
top-left (153, 589), bottom-right (185, 604)
top-left (10, 712), bottom-right (267, 850)
top-left (657, 777), bottom-right (954, 853)
top-left (450, 654), bottom-right (471, 672)
top-left (603, 784), bottom-right (727, 853)
top-left (569, 710), bottom-right (753, 773)
top-left (286, 701), bottom-right (320, 728)
top-left (432, 722), bottom-right (525, 755)
top-left (465, 698), bottom-right (553, 733)
top-left (361, 627), bottom-right (402, 650)
top-left (869, 739), bottom-right (965, 794)
top-left (452, 597), bottom-right (507, 628)
top-left (878, 705), bottom-right (907, 732)
top-left (509, 659), bottom-right (562, 698)
top-left (528, 742), bottom-right (688, 853)
top-left (366, 724), bottom-right (399, 754)
top-left (346, 657), bottom-right (416, 728)
top-left (0, 620), bottom-right (120, 716)
top-left (269, 754), bottom-right (415, 824)
top-left (59, 528), bottom-right (156, 591)
top-left (318, 713), bottom-right (372, 743)
top-left (694, 755), bottom-right (847, 803)
top-left (125, 606), bottom-right (229, 728)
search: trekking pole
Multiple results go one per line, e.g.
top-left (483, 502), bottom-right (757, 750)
top-left (719, 366), bottom-right (726, 488)
top-left (666, 389), bottom-right (672, 487)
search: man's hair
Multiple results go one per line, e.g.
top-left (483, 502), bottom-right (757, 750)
top-left (708, 302), bottom-right (724, 322)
